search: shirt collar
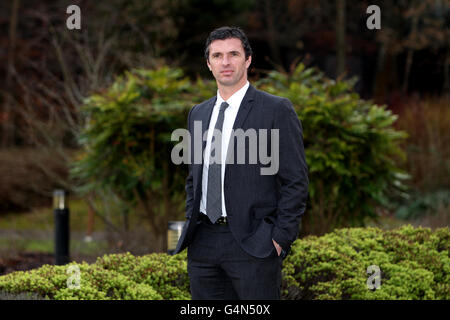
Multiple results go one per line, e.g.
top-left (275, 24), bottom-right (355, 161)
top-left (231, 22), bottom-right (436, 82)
top-left (216, 81), bottom-right (250, 109)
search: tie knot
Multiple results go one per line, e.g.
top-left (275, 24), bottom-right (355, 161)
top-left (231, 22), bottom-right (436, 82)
top-left (220, 102), bottom-right (229, 112)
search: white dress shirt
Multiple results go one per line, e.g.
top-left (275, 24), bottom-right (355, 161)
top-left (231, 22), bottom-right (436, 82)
top-left (200, 81), bottom-right (250, 217)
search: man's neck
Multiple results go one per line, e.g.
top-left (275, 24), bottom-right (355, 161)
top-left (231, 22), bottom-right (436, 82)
top-left (218, 79), bottom-right (248, 101)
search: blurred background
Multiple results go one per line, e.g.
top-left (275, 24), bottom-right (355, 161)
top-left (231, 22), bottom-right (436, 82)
top-left (0, 0), bottom-right (448, 274)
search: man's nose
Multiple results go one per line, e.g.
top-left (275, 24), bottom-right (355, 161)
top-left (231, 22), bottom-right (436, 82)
top-left (222, 55), bottom-right (230, 65)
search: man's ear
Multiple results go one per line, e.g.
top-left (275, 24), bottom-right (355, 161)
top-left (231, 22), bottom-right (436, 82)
top-left (207, 59), bottom-right (212, 71)
top-left (246, 55), bottom-right (252, 69)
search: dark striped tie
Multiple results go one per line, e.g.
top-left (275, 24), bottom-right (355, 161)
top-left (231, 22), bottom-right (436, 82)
top-left (206, 101), bottom-right (229, 223)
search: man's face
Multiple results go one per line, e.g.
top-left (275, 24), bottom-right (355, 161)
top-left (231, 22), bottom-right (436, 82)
top-left (207, 38), bottom-right (251, 88)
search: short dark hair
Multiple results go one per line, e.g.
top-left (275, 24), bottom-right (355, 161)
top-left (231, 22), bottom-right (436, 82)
top-left (204, 26), bottom-right (253, 61)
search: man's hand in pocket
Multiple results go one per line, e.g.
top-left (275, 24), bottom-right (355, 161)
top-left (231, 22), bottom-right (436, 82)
top-left (272, 239), bottom-right (282, 256)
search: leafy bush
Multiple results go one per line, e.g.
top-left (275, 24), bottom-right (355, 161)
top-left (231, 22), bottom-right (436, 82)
top-left (0, 225), bottom-right (447, 300)
top-left (72, 64), bottom-right (408, 242)
top-left (0, 251), bottom-right (189, 300)
top-left (70, 67), bottom-right (215, 250)
top-left (256, 64), bottom-right (408, 235)
top-left (282, 225), bottom-right (449, 300)
top-left (95, 251), bottom-right (190, 299)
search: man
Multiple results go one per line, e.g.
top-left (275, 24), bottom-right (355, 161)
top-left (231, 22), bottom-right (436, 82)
top-left (174, 26), bottom-right (308, 300)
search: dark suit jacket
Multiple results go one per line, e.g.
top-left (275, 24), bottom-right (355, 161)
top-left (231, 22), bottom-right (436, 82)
top-left (174, 84), bottom-right (309, 258)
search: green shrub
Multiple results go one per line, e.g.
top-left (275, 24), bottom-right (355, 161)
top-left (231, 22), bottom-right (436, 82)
top-left (0, 251), bottom-right (189, 300)
top-left (282, 225), bottom-right (449, 300)
top-left (256, 64), bottom-right (408, 235)
top-left (72, 64), bottom-right (408, 242)
top-left (70, 67), bottom-right (215, 250)
top-left (95, 251), bottom-right (190, 299)
top-left (0, 225), bottom-right (447, 300)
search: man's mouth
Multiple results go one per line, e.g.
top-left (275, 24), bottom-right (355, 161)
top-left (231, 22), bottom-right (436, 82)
top-left (221, 70), bottom-right (233, 75)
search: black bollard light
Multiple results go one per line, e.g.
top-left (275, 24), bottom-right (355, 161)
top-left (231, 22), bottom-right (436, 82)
top-left (167, 221), bottom-right (185, 255)
top-left (53, 189), bottom-right (70, 265)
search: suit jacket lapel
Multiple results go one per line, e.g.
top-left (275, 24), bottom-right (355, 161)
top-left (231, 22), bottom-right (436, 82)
top-left (197, 84), bottom-right (256, 170)
top-left (193, 96), bottom-right (216, 209)
top-left (195, 85), bottom-right (257, 210)
top-left (200, 96), bottom-right (217, 154)
top-left (224, 84), bottom-right (256, 181)
top-left (232, 84), bottom-right (256, 131)
top-left (199, 84), bottom-right (256, 155)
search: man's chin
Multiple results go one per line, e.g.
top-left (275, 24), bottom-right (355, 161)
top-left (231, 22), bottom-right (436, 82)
top-left (218, 78), bottom-right (239, 87)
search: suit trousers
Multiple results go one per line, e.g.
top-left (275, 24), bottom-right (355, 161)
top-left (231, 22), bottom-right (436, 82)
top-left (187, 219), bottom-right (283, 300)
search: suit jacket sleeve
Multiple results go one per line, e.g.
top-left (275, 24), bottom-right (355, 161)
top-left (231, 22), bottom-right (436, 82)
top-left (185, 105), bottom-right (195, 219)
top-left (272, 98), bottom-right (309, 251)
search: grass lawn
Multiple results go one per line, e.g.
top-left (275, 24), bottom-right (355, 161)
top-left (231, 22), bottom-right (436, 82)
top-left (0, 196), bottom-right (160, 257)
top-left (0, 197), bottom-right (110, 256)
top-left (0, 197), bottom-right (105, 232)
top-left (1, 196), bottom-right (446, 258)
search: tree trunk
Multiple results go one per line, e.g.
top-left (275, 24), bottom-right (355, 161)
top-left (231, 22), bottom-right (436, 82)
top-left (402, 49), bottom-right (414, 93)
top-left (336, 0), bottom-right (346, 78)
top-left (403, 13), bottom-right (419, 93)
top-left (2, 0), bottom-right (20, 148)
top-left (264, 0), bottom-right (282, 68)
top-left (443, 46), bottom-right (450, 94)
top-left (373, 42), bottom-right (387, 101)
